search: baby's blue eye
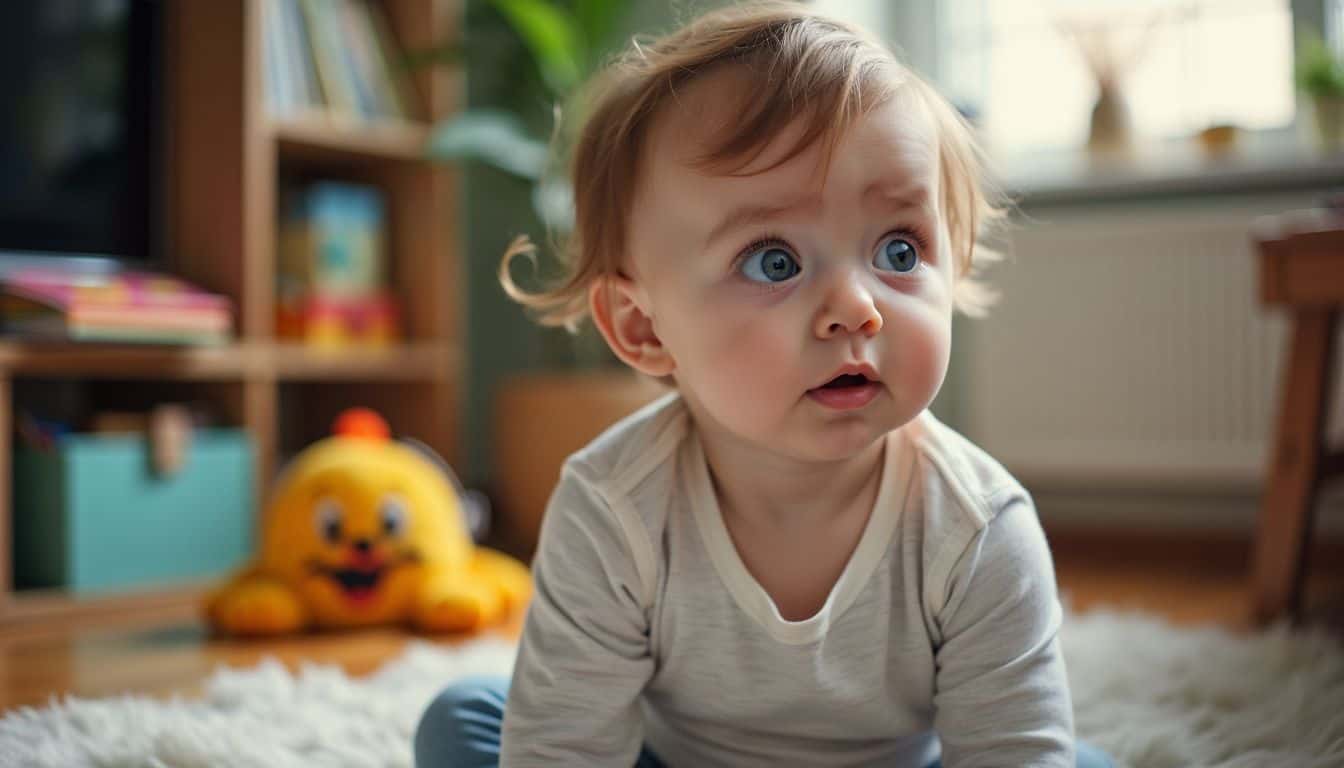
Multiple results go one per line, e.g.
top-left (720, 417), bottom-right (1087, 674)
top-left (740, 245), bottom-right (801, 283)
top-left (874, 235), bottom-right (919, 273)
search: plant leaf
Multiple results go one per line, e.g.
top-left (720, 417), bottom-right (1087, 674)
top-left (491, 0), bottom-right (583, 97)
top-left (574, 0), bottom-right (627, 68)
top-left (1296, 29), bottom-right (1344, 97)
top-left (531, 175), bottom-right (576, 233)
top-left (427, 110), bottom-right (548, 179)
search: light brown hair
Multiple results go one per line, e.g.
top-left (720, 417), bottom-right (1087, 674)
top-left (500, 1), bottom-right (1004, 329)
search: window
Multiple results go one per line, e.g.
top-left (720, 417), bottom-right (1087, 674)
top-left (936, 0), bottom-right (1297, 155)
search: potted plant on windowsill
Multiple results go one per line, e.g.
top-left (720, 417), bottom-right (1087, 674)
top-left (1296, 30), bottom-right (1344, 152)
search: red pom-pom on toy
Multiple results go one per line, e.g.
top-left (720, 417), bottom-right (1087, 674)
top-left (333, 408), bottom-right (390, 441)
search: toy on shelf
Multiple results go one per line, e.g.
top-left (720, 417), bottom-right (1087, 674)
top-left (205, 408), bottom-right (531, 636)
top-left (277, 181), bottom-right (401, 347)
top-left (275, 291), bottom-right (399, 347)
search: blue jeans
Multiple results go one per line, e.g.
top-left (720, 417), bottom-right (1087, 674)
top-left (414, 676), bottom-right (1115, 768)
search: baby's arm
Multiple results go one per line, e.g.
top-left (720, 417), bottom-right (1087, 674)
top-left (931, 494), bottom-right (1075, 768)
top-left (501, 462), bottom-right (654, 766)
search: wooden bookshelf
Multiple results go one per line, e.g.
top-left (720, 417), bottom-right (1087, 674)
top-left (0, 0), bottom-right (463, 631)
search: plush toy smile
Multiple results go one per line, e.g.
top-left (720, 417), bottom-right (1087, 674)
top-left (330, 565), bottom-right (383, 601)
top-left (314, 559), bottom-right (388, 603)
top-left (309, 546), bottom-right (424, 604)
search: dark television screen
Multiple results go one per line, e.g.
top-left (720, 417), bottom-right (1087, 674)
top-left (0, 0), bottom-right (162, 264)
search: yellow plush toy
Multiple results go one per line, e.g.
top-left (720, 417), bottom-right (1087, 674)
top-left (206, 409), bottom-right (531, 636)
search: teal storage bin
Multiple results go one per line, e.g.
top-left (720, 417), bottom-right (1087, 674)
top-left (13, 429), bottom-right (254, 594)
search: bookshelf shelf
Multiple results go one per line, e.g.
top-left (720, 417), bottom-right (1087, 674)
top-left (269, 342), bottom-right (457, 381)
top-left (0, 342), bottom-right (250, 380)
top-left (271, 114), bottom-right (432, 162)
top-left (0, 341), bottom-right (459, 383)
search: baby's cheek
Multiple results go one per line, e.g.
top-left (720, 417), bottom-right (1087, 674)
top-left (697, 316), bottom-right (799, 407)
top-left (886, 300), bottom-right (952, 407)
top-left (715, 322), bottom-right (789, 374)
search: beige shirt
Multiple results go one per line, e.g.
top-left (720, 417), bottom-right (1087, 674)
top-left (502, 393), bottom-right (1074, 767)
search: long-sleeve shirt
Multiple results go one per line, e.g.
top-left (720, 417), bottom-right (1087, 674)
top-left (501, 393), bottom-right (1074, 767)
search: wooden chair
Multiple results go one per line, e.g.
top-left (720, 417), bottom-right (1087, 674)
top-left (1251, 208), bottom-right (1344, 625)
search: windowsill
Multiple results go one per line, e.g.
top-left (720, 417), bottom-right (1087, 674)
top-left (998, 129), bottom-right (1344, 207)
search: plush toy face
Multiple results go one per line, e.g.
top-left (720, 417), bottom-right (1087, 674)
top-left (259, 437), bottom-right (473, 627)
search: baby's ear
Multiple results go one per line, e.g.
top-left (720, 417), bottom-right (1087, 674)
top-left (589, 275), bottom-right (675, 377)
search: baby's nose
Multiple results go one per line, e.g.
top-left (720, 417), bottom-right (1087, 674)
top-left (814, 277), bottom-right (883, 338)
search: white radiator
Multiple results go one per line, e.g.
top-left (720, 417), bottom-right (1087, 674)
top-left (958, 192), bottom-right (1344, 511)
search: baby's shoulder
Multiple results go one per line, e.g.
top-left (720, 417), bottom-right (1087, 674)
top-left (557, 391), bottom-right (688, 542)
top-left (899, 413), bottom-right (1047, 622)
top-left (902, 410), bottom-right (1032, 534)
top-left (547, 392), bottom-right (687, 606)
top-left (566, 390), bottom-right (687, 492)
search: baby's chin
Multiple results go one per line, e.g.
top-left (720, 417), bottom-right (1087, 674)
top-left (737, 404), bottom-right (908, 464)
top-left (690, 387), bottom-right (920, 463)
top-left (793, 394), bottom-right (925, 459)
top-left (791, 420), bottom-right (900, 463)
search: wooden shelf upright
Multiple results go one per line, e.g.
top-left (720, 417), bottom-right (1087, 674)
top-left (0, 0), bottom-right (464, 631)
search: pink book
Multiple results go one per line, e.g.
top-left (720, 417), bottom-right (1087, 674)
top-left (4, 269), bottom-right (232, 317)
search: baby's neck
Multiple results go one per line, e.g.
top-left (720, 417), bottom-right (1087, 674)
top-left (698, 424), bottom-right (887, 529)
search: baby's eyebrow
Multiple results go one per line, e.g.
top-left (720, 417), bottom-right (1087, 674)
top-left (864, 180), bottom-right (932, 209)
top-left (703, 181), bottom-right (933, 250)
top-left (703, 197), bottom-right (816, 250)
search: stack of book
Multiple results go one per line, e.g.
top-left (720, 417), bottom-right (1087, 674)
top-left (0, 269), bottom-right (232, 345)
top-left (264, 0), bottom-right (414, 122)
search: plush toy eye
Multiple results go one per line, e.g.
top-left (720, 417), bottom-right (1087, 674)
top-left (314, 498), bottom-right (343, 543)
top-left (380, 495), bottom-right (408, 537)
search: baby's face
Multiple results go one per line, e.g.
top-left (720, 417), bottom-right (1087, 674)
top-left (626, 68), bottom-right (954, 462)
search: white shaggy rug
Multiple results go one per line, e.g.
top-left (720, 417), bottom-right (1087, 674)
top-left (2, 607), bottom-right (1343, 768)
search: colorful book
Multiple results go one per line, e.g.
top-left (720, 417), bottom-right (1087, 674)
top-left (355, 0), bottom-right (411, 119)
top-left (0, 269), bottom-right (233, 345)
top-left (268, 0), bottom-right (411, 122)
top-left (301, 0), bottom-right (364, 118)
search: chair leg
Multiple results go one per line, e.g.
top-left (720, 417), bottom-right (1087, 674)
top-left (1251, 308), bottom-right (1337, 626)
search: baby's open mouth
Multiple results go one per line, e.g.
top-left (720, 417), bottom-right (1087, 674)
top-left (808, 370), bottom-right (881, 410)
top-left (820, 373), bottom-right (873, 389)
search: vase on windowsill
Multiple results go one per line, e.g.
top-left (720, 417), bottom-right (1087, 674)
top-left (1057, 9), bottom-right (1166, 163)
top-left (1308, 95), bottom-right (1344, 154)
top-left (1087, 78), bottom-right (1134, 158)
top-left (1295, 29), bottom-right (1344, 154)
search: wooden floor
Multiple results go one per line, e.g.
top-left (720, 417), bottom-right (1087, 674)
top-left (2, 528), bottom-right (1342, 714)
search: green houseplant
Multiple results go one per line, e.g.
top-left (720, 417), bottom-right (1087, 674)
top-left (424, 0), bottom-right (629, 233)
top-left (416, 0), bottom-right (640, 379)
top-left (411, 0), bottom-right (665, 510)
top-left (1296, 30), bottom-right (1344, 151)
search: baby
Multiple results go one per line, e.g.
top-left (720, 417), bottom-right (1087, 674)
top-left (416, 3), bottom-right (1113, 767)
